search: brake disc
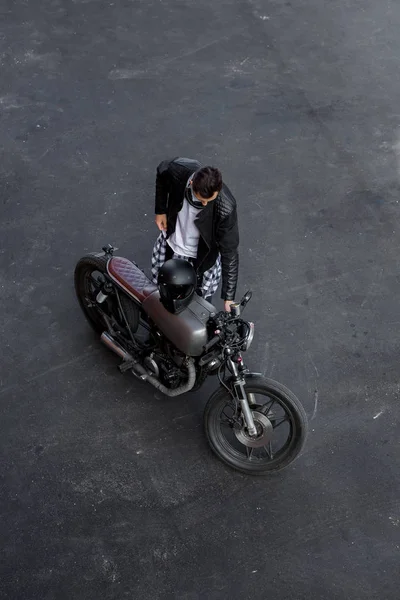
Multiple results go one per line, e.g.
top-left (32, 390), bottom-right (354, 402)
top-left (234, 410), bottom-right (274, 448)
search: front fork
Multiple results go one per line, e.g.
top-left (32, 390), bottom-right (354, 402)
top-left (227, 356), bottom-right (258, 437)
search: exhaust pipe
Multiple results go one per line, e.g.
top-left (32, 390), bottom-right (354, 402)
top-left (101, 332), bottom-right (132, 361)
top-left (130, 358), bottom-right (196, 397)
top-left (100, 332), bottom-right (196, 397)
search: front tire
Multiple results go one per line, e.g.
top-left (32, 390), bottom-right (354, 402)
top-left (204, 375), bottom-right (308, 475)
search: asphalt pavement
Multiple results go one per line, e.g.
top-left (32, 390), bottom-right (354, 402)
top-left (1, 1), bottom-right (399, 598)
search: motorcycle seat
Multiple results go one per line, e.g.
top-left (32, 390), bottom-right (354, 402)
top-left (107, 256), bottom-right (157, 303)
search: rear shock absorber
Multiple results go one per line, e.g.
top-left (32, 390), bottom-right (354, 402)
top-left (96, 281), bottom-right (113, 304)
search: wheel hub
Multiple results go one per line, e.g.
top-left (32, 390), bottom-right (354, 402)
top-left (234, 411), bottom-right (274, 448)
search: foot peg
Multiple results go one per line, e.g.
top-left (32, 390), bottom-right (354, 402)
top-left (119, 359), bottom-right (138, 373)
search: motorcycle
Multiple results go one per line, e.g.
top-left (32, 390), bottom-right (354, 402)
top-left (74, 244), bottom-right (308, 474)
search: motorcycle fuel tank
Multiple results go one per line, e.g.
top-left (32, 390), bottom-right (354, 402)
top-left (142, 291), bottom-right (215, 356)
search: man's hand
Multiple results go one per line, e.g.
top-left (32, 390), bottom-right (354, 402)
top-left (155, 214), bottom-right (167, 231)
top-left (224, 300), bottom-right (234, 312)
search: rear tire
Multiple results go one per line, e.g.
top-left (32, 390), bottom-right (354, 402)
top-left (74, 253), bottom-right (141, 335)
top-left (204, 375), bottom-right (308, 475)
top-left (74, 254), bottom-right (109, 333)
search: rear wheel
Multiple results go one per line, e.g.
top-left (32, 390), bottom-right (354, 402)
top-left (74, 254), bottom-right (109, 333)
top-left (204, 375), bottom-right (308, 475)
top-left (74, 254), bottom-right (139, 334)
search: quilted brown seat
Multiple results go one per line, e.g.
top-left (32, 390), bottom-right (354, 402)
top-left (107, 257), bottom-right (157, 303)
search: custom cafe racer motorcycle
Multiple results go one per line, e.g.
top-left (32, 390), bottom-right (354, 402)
top-left (74, 244), bottom-right (308, 474)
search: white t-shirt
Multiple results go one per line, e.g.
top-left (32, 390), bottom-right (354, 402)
top-left (167, 183), bottom-right (203, 258)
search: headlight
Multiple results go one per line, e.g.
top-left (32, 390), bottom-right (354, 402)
top-left (242, 322), bottom-right (255, 350)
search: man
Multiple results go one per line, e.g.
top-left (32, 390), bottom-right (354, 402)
top-left (151, 157), bottom-right (239, 312)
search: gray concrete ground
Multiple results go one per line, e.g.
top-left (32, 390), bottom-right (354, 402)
top-left (1, 1), bottom-right (400, 598)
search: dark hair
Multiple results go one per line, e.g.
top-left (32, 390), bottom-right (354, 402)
top-left (192, 167), bottom-right (222, 199)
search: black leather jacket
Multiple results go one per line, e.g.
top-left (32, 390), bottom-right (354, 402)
top-left (155, 157), bottom-right (239, 301)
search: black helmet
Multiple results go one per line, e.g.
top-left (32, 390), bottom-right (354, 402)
top-left (158, 259), bottom-right (196, 314)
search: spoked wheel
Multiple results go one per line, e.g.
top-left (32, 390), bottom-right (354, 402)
top-left (204, 375), bottom-right (308, 475)
top-left (74, 254), bottom-right (110, 333)
top-left (74, 253), bottom-right (141, 335)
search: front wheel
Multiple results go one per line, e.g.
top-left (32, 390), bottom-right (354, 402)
top-left (204, 375), bottom-right (308, 475)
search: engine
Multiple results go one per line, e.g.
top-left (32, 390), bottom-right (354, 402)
top-left (143, 340), bottom-right (188, 389)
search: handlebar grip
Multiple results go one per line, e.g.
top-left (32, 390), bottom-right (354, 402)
top-left (204, 335), bottom-right (220, 353)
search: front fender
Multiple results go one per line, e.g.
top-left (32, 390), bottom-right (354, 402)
top-left (243, 371), bottom-right (263, 381)
top-left (223, 371), bottom-right (264, 389)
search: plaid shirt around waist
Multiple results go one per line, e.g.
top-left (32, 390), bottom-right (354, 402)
top-left (151, 230), bottom-right (221, 298)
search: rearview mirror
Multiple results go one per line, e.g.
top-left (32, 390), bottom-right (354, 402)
top-left (240, 290), bottom-right (252, 307)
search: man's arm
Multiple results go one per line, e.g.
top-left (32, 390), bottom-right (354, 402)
top-left (218, 207), bottom-right (239, 304)
top-left (155, 159), bottom-right (173, 215)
